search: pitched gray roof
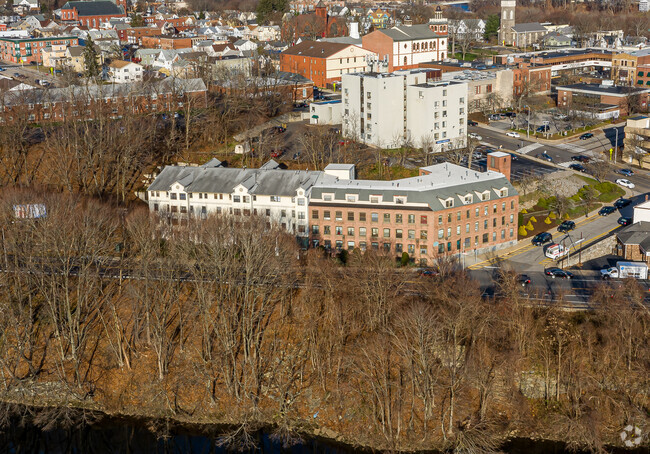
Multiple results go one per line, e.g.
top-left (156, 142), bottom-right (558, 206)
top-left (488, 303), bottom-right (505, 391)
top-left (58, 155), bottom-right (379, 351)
top-left (617, 221), bottom-right (650, 245)
top-left (62, 0), bottom-right (124, 16)
top-left (512, 22), bottom-right (547, 33)
top-left (311, 163), bottom-right (516, 212)
top-left (378, 24), bottom-right (440, 42)
top-left (148, 164), bottom-right (334, 196)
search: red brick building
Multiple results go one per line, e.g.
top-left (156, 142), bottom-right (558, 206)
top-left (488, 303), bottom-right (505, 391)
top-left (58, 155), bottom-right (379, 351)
top-left (308, 154), bottom-right (518, 263)
top-left (279, 41), bottom-right (375, 87)
top-left (557, 83), bottom-right (650, 117)
top-left (282, 1), bottom-right (348, 42)
top-left (512, 63), bottom-right (551, 99)
top-left (60, 0), bottom-right (126, 28)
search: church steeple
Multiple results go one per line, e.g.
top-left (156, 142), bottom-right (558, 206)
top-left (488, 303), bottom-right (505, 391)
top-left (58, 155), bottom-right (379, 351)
top-left (498, 0), bottom-right (516, 46)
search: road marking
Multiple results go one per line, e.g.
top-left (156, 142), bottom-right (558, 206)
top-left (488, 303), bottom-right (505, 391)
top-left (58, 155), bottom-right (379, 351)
top-left (518, 143), bottom-right (542, 155)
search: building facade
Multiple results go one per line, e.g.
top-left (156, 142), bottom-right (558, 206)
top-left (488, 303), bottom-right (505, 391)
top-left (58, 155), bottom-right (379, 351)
top-left (612, 49), bottom-right (650, 87)
top-left (107, 60), bottom-right (143, 83)
top-left (309, 158), bottom-right (518, 264)
top-left (498, 0), bottom-right (516, 46)
top-left (557, 82), bottom-right (650, 118)
top-left (0, 35), bottom-right (78, 63)
top-left (279, 40), bottom-right (375, 87)
top-left (342, 69), bottom-right (468, 150)
top-left (362, 9), bottom-right (448, 72)
top-left (60, 0), bottom-right (126, 28)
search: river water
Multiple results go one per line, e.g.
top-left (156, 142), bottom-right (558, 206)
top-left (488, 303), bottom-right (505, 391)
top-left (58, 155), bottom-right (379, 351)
top-left (0, 416), bottom-right (646, 453)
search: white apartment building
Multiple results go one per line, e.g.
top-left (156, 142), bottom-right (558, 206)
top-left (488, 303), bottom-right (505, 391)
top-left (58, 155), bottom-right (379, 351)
top-left (145, 159), bottom-right (338, 246)
top-left (341, 69), bottom-right (468, 150)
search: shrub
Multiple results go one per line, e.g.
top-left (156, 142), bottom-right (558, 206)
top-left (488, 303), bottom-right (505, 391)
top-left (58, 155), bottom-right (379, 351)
top-left (521, 208), bottom-right (528, 214)
top-left (526, 220), bottom-right (534, 230)
top-left (400, 252), bottom-right (410, 267)
top-left (544, 216), bottom-right (551, 224)
top-left (530, 216), bottom-right (537, 223)
top-left (549, 211), bottom-right (557, 219)
top-left (519, 225), bottom-right (528, 236)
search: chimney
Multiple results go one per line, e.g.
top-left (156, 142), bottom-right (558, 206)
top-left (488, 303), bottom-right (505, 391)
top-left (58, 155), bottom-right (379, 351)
top-left (487, 151), bottom-right (511, 181)
top-left (349, 22), bottom-right (359, 39)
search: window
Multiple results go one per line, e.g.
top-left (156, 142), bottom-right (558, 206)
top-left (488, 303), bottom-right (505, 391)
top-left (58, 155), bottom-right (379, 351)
top-left (500, 189), bottom-right (508, 197)
top-left (447, 227), bottom-right (451, 237)
top-left (493, 204), bottom-right (497, 214)
top-left (396, 243), bottom-right (403, 254)
top-left (420, 216), bottom-right (428, 224)
top-left (335, 226), bottom-right (343, 235)
top-left (266, 209), bottom-right (271, 216)
top-left (493, 218), bottom-right (497, 227)
top-left (482, 233), bottom-right (489, 243)
top-left (348, 227), bottom-right (355, 236)
top-left (438, 243), bottom-right (444, 253)
top-left (457, 212), bottom-right (461, 221)
top-left (420, 245), bottom-right (428, 255)
top-left (395, 214), bottom-right (403, 223)
top-left (370, 196), bottom-right (380, 203)
top-left (170, 193), bottom-right (177, 200)
top-left (408, 244), bottom-right (415, 254)
top-left (475, 207), bottom-right (480, 217)
top-left (475, 222), bottom-right (479, 232)
top-left (502, 202), bottom-right (506, 211)
top-left (312, 225), bottom-right (319, 234)
top-left (298, 198), bottom-right (305, 206)
top-left (445, 199), bottom-right (453, 208)
top-left (348, 212), bottom-right (355, 221)
top-left (484, 220), bottom-right (488, 229)
top-left (408, 214), bottom-right (415, 224)
top-left (359, 227), bottom-right (367, 237)
top-left (312, 210), bottom-right (319, 219)
top-left (270, 196), bottom-right (281, 202)
top-left (347, 195), bottom-right (357, 202)
top-left (324, 211), bottom-right (331, 220)
top-left (281, 210), bottom-right (287, 217)
top-left (481, 192), bottom-right (489, 201)
top-left (395, 197), bottom-right (405, 204)
top-left (371, 213), bottom-right (379, 222)
top-left (420, 230), bottom-right (427, 240)
top-left (383, 213), bottom-right (390, 223)
top-left (359, 213), bottom-right (366, 222)
top-left (359, 241), bottom-right (367, 251)
top-left (501, 229), bottom-right (506, 239)
top-left (466, 223), bottom-right (470, 233)
top-left (298, 212), bottom-right (305, 220)
top-left (510, 214), bottom-right (514, 223)
top-left (456, 226), bottom-right (461, 235)
top-left (438, 229), bottom-right (444, 239)
top-left (233, 195), bottom-right (240, 203)
top-left (408, 230), bottom-right (415, 239)
top-left (396, 229), bottom-right (403, 239)
top-left (383, 228), bottom-right (390, 238)
top-left (371, 228), bottom-right (379, 238)
top-left (347, 241), bottom-right (355, 250)
top-left (324, 194), bottom-right (333, 201)
top-left (335, 211), bottom-right (342, 221)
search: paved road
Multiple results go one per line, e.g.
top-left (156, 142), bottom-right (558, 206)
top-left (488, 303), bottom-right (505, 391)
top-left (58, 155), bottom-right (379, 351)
top-left (0, 61), bottom-right (58, 87)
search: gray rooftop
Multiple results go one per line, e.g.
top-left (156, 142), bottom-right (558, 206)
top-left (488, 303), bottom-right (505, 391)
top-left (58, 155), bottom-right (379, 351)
top-left (148, 163), bottom-right (336, 196)
top-left (61, 0), bottom-right (124, 16)
top-left (378, 24), bottom-right (442, 42)
top-left (559, 83), bottom-right (650, 96)
top-left (617, 221), bottom-right (650, 249)
top-left (312, 163), bottom-right (516, 212)
top-left (512, 22), bottom-right (547, 33)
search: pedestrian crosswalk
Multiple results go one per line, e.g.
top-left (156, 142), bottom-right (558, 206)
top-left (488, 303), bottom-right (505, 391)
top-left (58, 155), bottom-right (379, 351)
top-left (518, 143), bottom-right (542, 155)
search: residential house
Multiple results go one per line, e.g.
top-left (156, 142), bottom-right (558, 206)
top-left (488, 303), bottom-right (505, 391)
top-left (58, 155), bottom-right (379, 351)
top-left (107, 60), bottom-right (143, 83)
top-left (366, 8), bottom-right (390, 29)
top-left (13, 0), bottom-right (39, 15)
top-left (233, 38), bottom-right (256, 52)
top-left (449, 18), bottom-right (485, 41)
top-left (615, 221), bottom-right (650, 262)
top-left (255, 25), bottom-right (281, 42)
top-left (280, 40), bottom-right (375, 87)
top-left (540, 31), bottom-right (572, 48)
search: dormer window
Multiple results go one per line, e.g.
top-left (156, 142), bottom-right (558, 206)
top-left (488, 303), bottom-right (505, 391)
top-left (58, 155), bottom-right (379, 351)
top-left (370, 195), bottom-right (381, 203)
top-left (394, 196), bottom-right (406, 204)
top-left (500, 188), bottom-right (508, 197)
top-left (347, 194), bottom-right (357, 202)
top-left (444, 198), bottom-right (454, 208)
top-left (464, 195), bottom-right (473, 204)
top-left (481, 191), bottom-right (490, 201)
top-left (323, 193), bottom-right (333, 201)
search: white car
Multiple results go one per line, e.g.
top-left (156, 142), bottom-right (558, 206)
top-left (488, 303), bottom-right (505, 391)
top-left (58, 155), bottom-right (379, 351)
top-left (468, 133), bottom-right (482, 140)
top-left (616, 178), bottom-right (635, 189)
top-left (506, 131), bottom-right (520, 138)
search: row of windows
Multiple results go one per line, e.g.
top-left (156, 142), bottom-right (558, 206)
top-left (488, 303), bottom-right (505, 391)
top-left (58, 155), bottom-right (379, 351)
top-left (153, 204), bottom-right (307, 220)
top-left (155, 191), bottom-right (306, 205)
top-left (313, 203), bottom-right (514, 223)
top-left (313, 215), bottom-right (514, 238)
top-left (317, 229), bottom-right (514, 255)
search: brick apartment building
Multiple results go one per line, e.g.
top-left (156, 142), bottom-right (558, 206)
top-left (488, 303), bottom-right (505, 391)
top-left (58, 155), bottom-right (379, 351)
top-left (141, 35), bottom-right (204, 49)
top-left (512, 63), bottom-right (551, 99)
top-left (612, 48), bottom-right (650, 87)
top-left (0, 35), bottom-right (78, 64)
top-left (60, 0), bottom-right (126, 28)
top-left (126, 27), bottom-right (162, 45)
top-left (557, 82), bottom-right (650, 117)
top-left (0, 78), bottom-right (207, 125)
top-left (280, 40), bottom-right (375, 87)
top-left (309, 153), bottom-right (518, 264)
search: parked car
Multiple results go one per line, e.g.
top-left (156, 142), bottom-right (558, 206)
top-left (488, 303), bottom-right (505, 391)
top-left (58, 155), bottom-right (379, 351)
top-left (270, 149), bottom-right (284, 158)
top-left (418, 268), bottom-right (439, 277)
top-left (532, 232), bottom-right (553, 246)
top-left (557, 220), bottom-right (576, 233)
top-left (545, 268), bottom-right (573, 279)
top-left (618, 168), bottom-right (634, 177)
top-left (506, 131), bottom-right (520, 138)
top-left (536, 125), bottom-right (550, 133)
top-left (614, 198), bottom-right (632, 208)
top-left (468, 132), bottom-right (482, 140)
top-left (569, 163), bottom-right (586, 172)
top-left (271, 125), bottom-right (286, 134)
top-left (13, 72), bottom-right (20, 78)
top-left (580, 133), bottom-right (594, 140)
top-left (467, 120), bottom-right (478, 126)
top-left (553, 113), bottom-right (569, 121)
top-left (0, 67), bottom-right (5, 72)
top-left (504, 112), bottom-right (517, 118)
top-left (571, 155), bottom-right (591, 163)
top-left (616, 178), bottom-right (635, 189)
top-left (598, 206), bottom-right (616, 216)
top-left (488, 114), bottom-right (500, 121)
top-left (518, 274), bottom-right (531, 286)
top-left (618, 216), bottom-right (632, 226)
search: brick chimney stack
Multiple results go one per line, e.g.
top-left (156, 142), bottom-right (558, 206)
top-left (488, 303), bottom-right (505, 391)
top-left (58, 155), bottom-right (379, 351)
top-left (487, 151), bottom-right (511, 181)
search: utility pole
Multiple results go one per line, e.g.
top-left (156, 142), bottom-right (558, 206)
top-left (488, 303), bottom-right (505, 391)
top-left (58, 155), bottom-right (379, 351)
top-left (614, 127), bottom-right (619, 163)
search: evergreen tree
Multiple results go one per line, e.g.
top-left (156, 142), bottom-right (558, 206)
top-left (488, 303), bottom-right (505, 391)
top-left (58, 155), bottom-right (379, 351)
top-left (484, 14), bottom-right (500, 41)
top-left (130, 13), bottom-right (144, 27)
top-left (83, 35), bottom-right (101, 80)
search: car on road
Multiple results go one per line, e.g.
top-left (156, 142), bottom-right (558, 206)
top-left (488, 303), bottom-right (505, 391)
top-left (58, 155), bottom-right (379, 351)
top-left (571, 155), bottom-right (591, 163)
top-left (569, 163), bottom-right (586, 172)
top-left (557, 220), bottom-right (576, 232)
top-left (532, 232), bottom-right (553, 246)
top-left (618, 168), bottom-right (634, 177)
top-left (518, 274), bottom-right (531, 286)
top-left (598, 206), bottom-right (616, 216)
top-left (540, 153), bottom-right (553, 162)
top-left (553, 113), bottom-right (569, 121)
top-left (467, 120), bottom-right (478, 126)
top-left (536, 125), bottom-right (550, 133)
top-left (505, 131), bottom-right (520, 138)
top-left (13, 72), bottom-right (19, 78)
top-left (488, 114), bottom-right (500, 121)
top-left (614, 198), bottom-right (632, 208)
top-left (580, 133), bottom-right (594, 140)
top-left (509, 153), bottom-right (518, 161)
top-left (545, 243), bottom-right (570, 260)
top-left (0, 67), bottom-right (4, 72)
top-left (468, 132), bottom-right (482, 140)
top-left (545, 268), bottom-right (573, 279)
top-left (615, 178), bottom-right (635, 189)
top-left (618, 216), bottom-right (632, 226)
